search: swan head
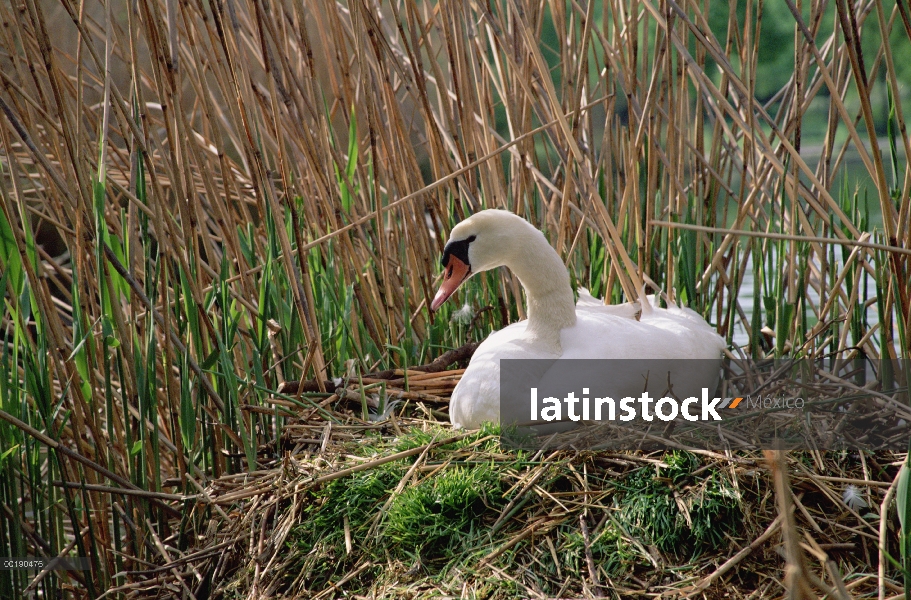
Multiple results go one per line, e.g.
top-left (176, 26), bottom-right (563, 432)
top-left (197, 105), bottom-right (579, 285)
top-left (430, 210), bottom-right (539, 311)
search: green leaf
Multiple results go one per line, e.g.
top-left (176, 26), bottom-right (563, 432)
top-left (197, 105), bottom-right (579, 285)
top-left (336, 105), bottom-right (359, 213)
top-left (897, 453), bottom-right (911, 598)
top-left (0, 444), bottom-right (20, 465)
top-left (200, 348), bottom-right (220, 372)
top-left (346, 105), bottom-right (358, 183)
top-left (101, 316), bottom-right (120, 349)
top-left (130, 440), bottom-right (144, 456)
top-left (775, 302), bottom-right (794, 357)
top-left (0, 204), bottom-right (23, 293)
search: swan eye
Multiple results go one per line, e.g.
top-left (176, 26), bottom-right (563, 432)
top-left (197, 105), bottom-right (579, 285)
top-left (441, 234), bottom-right (476, 270)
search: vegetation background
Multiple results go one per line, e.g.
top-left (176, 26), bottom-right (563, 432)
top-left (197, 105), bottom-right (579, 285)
top-left (0, 0), bottom-right (910, 597)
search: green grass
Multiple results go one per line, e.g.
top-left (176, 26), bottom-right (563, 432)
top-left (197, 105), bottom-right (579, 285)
top-left (898, 444), bottom-right (911, 598)
top-left (617, 451), bottom-right (742, 555)
top-left (279, 430), bottom-right (746, 596)
top-left (384, 464), bottom-right (502, 554)
top-left (286, 427), bottom-right (517, 592)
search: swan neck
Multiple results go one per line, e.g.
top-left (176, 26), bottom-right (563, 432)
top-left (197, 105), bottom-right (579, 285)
top-left (508, 233), bottom-right (576, 348)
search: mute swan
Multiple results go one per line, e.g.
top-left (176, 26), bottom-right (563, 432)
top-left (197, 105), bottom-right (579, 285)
top-left (430, 209), bottom-right (726, 430)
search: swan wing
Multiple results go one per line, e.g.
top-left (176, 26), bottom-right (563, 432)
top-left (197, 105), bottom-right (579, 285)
top-left (450, 322), bottom-right (555, 428)
top-left (576, 288), bottom-right (641, 319)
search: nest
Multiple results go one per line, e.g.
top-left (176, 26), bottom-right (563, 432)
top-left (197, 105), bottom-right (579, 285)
top-left (115, 351), bottom-right (908, 599)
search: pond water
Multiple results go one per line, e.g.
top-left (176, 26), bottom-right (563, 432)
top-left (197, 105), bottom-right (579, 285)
top-left (723, 250), bottom-right (897, 354)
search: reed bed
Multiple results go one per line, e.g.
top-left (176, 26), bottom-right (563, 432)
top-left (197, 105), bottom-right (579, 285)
top-left (0, 0), bottom-right (909, 597)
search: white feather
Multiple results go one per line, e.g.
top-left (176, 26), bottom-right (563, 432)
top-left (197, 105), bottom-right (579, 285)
top-left (842, 484), bottom-right (868, 510)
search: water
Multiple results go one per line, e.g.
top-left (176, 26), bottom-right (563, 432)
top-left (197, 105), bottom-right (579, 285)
top-left (716, 249), bottom-right (896, 354)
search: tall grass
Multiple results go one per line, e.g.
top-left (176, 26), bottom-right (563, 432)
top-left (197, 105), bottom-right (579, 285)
top-left (0, 0), bottom-right (909, 595)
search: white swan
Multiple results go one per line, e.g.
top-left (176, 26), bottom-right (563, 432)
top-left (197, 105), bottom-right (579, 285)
top-left (430, 209), bottom-right (726, 429)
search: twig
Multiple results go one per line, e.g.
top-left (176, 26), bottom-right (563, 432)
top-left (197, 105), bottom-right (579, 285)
top-left (879, 469), bottom-right (900, 600)
top-left (686, 514), bottom-right (783, 596)
top-left (52, 481), bottom-right (199, 502)
top-left (480, 520), bottom-right (545, 565)
top-left (579, 512), bottom-right (604, 597)
top-left (308, 433), bottom-right (471, 487)
top-left (765, 450), bottom-right (815, 600)
top-left (650, 220), bottom-right (911, 256)
top-left (278, 342), bottom-right (478, 394)
top-left (312, 561), bottom-right (373, 600)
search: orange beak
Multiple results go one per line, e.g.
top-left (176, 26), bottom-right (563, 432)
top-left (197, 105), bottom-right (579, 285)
top-left (431, 255), bottom-right (471, 311)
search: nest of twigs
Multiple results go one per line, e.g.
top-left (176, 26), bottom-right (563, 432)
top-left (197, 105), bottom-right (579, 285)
top-left (121, 350), bottom-right (907, 599)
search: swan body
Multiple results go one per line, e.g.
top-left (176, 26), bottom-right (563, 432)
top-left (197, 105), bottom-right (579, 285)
top-left (431, 210), bottom-right (725, 429)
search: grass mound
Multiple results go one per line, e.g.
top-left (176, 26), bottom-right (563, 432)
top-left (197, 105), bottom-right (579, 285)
top-left (283, 427), bottom-right (745, 590)
top-left (286, 427), bottom-right (509, 592)
top-left (167, 414), bottom-right (904, 599)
